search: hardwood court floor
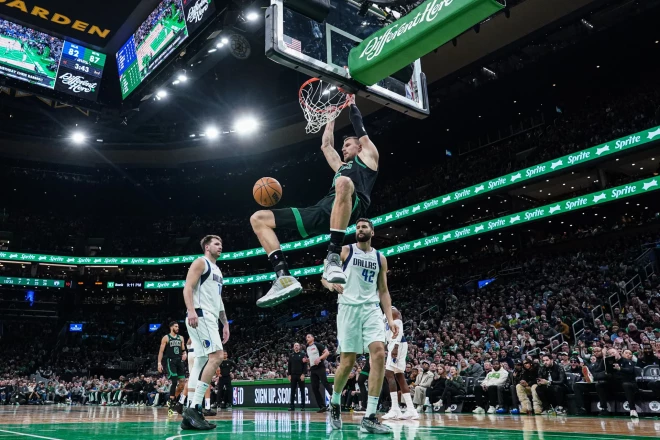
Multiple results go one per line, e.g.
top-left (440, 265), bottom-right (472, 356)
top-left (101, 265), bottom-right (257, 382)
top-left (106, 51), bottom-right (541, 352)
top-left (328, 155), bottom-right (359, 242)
top-left (0, 406), bottom-right (658, 439)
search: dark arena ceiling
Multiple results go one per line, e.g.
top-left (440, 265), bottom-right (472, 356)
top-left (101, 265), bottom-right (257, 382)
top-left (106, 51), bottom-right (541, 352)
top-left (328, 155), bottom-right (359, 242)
top-left (0, 0), bottom-right (658, 166)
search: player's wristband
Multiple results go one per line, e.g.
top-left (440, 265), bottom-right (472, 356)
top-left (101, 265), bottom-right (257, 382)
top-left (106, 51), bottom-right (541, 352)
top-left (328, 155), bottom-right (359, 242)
top-left (349, 104), bottom-right (368, 138)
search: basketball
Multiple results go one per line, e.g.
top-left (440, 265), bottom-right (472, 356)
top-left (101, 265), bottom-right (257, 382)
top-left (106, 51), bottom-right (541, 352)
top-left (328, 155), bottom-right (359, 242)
top-left (253, 177), bottom-right (282, 207)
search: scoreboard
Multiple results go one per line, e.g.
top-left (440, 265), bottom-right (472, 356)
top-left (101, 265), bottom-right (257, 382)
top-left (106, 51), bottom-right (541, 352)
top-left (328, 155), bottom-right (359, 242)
top-left (54, 42), bottom-right (107, 100)
top-left (116, 35), bottom-right (142, 99)
top-left (0, 17), bottom-right (106, 101)
top-left (117, 0), bottom-right (216, 100)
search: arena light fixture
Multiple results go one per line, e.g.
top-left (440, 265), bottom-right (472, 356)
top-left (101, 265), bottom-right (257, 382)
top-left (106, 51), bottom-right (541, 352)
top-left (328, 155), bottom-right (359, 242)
top-left (155, 90), bottom-right (168, 100)
top-left (71, 131), bottom-right (86, 145)
top-left (216, 42), bottom-right (225, 48)
top-left (206, 126), bottom-right (220, 140)
top-left (246, 11), bottom-right (259, 21)
top-left (221, 37), bottom-right (229, 44)
top-left (235, 116), bottom-right (259, 134)
top-left (177, 74), bottom-right (188, 82)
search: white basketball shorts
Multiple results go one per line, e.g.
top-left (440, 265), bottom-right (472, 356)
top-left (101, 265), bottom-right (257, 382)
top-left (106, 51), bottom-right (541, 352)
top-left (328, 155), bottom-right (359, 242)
top-left (385, 342), bottom-right (407, 373)
top-left (186, 309), bottom-right (223, 357)
top-left (337, 303), bottom-right (386, 354)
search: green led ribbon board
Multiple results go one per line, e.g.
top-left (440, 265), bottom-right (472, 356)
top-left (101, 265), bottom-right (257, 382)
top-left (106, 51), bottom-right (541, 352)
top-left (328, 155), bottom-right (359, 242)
top-left (0, 277), bottom-right (66, 288)
top-left (1, 126), bottom-right (658, 266)
top-left (144, 176), bottom-right (660, 288)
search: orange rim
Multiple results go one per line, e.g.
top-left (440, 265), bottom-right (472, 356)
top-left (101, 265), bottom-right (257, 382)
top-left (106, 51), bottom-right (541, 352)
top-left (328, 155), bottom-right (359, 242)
top-left (299, 77), bottom-right (350, 114)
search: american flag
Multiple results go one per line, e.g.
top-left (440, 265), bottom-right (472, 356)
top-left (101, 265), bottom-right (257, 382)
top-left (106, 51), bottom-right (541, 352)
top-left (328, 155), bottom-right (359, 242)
top-left (284, 35), bottom-right (301, 52)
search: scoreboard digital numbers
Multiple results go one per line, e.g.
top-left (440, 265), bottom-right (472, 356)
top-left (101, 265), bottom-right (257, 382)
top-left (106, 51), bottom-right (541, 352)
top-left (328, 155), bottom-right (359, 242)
top-left (54, 42), bottom-right (107, 100)
top-left (117, 0), bottom-right (216, 100)
top-left (0, 17), bottom-right (106, 101)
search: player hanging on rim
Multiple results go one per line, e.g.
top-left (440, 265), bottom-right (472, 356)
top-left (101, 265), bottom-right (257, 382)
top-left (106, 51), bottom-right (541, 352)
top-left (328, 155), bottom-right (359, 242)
top-left (322, 218), bottom-right (397, 434)
top-left (157, 321), bottom-right (187, 415)
top-left (181, 235), bottom-right (230, 431)
top-left (382, 307), bottom-right (419, 420)
top-left (251, 97), bottom-right (378, 307)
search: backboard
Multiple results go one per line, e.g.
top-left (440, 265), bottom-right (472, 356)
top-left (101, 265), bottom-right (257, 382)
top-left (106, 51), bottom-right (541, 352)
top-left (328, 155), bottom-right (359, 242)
top-left (266, 0), bottom-right (429, 119)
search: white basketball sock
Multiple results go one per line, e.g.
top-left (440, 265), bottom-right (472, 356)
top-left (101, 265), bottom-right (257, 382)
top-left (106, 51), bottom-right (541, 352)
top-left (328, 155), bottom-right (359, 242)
top-left (192, 382), bottom-right (209, 408)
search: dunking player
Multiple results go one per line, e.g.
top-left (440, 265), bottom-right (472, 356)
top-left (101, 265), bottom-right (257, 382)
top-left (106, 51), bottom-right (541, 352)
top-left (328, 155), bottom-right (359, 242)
top-left (181, 235), bottom-right (230, 431)
top-left (322, 218), bottom-right (397, 434)
top-left (252, 99), bottom-right (379, 307)
top-left (382, 307), bottom-right (419, 420)
top-left (157, 322), bottom-right (187, 415)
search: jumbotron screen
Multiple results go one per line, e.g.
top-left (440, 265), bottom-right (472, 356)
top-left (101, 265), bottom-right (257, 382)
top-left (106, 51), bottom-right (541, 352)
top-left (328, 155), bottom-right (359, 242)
top-left (116, 0), bottom-right (215, 100)
top-left (0, 17), bottom-right (106, 101)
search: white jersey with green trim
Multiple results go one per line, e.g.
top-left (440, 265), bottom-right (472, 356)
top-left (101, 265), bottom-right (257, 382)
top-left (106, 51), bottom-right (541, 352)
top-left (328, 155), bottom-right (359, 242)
top-left (192, 256), bottom-right (224, 319)
top-left (338, 244), bottom-right (381, 305)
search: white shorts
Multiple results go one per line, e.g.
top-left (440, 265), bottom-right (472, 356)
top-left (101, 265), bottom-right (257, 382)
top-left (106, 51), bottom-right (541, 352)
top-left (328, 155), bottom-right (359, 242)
top-left (386, 342), bottom-right (407, 373)
top-left (337, 303), bottom-right (386, 354)
top-left (186, 310), bottom-right (223, 357)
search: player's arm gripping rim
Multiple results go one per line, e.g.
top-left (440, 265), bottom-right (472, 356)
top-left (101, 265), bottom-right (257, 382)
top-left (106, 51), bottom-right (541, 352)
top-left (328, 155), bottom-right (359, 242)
top-left (218, 310), bottom-right (230, 344)
top-left (157, 335), bottom-right (168, 373)
top-left (183, 258), bottom-right (206, 328)
top-left (320, 245), bottom-right (351, 294)
top-left (320, 119), bottom-right (344, 172)
top-left (349, 98), bottom-right (379, 170)
top-left (377, 254), bottom-right (398, 339)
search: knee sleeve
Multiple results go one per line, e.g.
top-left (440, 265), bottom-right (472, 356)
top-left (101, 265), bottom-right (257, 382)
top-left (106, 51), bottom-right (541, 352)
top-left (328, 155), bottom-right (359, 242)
top-left (189, 355), bottom-right (208, 390)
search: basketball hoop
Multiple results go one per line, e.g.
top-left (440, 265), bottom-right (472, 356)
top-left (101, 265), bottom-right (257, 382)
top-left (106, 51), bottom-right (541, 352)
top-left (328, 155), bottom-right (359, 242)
top-left (299, 78), bottom-right (352, 134)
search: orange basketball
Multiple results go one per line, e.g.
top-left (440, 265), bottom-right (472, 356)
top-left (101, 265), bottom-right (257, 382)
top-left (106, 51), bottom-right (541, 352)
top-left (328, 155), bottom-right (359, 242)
top-left (253, 177), bottom-right (282, 207)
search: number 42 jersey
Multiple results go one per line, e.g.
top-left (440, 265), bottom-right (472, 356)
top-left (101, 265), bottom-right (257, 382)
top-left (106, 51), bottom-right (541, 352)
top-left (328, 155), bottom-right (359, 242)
top-left (338, 244), bottom-right (381, 306)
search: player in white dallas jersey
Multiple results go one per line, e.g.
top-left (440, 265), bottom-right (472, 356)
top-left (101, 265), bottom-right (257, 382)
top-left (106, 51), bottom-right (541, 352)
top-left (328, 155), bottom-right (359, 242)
top-left (382, 307), bottom-right (419, 420)
top-left (182, 235), bottom-right (230, 431)
top-left (322, 218), bottom-right (397, 435)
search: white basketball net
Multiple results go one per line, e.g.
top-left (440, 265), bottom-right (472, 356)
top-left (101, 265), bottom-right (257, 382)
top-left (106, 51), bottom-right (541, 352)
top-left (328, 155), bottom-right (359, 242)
top-left (299, 79), bottom-right (351, 134)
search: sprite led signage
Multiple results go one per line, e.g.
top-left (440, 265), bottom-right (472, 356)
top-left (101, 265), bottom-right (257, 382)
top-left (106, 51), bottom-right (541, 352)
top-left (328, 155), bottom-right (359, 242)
top-left (144, 176), bottom-right (660, 288)
top-left (0, 126), bottom-right (658, 266)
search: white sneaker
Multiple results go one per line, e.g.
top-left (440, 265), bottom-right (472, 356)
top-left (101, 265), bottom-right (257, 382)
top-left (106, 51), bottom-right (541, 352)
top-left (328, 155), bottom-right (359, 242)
top-left (444, 407), bottom-right (453, 413)
top-left (487, 406), bottom-right (496, 414)
top-left (322, 254), bottom-right (346, 284)
top-left (473, 407), bottom-right (485, 414)
top-left (630, 410), bottom-right (638, 418)
top-left (432, 404), bottom-right (442, 412)
top-left (401, 408), bottom-right (419, 420)
top-left (382, 409), bottom-right (402, 420)
top-left (256, 276), bottom-right (303, 308)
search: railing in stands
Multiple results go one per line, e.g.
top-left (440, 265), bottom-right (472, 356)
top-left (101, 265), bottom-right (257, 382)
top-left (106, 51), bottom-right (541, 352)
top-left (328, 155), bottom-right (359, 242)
top-left (419, 305), bottom-right (438, 324)
top-left (621, 274), bottom-right (642, 299)
top-left (545, 333), bottom-right (564, 353)
top-left (591, 305), bottom-right (604, 327)
top-left (609, 291), bottom-right (621, 316)
top-left (572, 318), bottom-right (585, 342)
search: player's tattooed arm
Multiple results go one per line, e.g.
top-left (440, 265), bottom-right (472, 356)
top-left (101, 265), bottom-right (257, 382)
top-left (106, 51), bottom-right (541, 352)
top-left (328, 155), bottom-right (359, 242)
top-left (219, 310), bottom-right (230, 344)
top-left (218, 311), bottom-right (229, 326)
top-left (321, 119), bottom-right (344, 172)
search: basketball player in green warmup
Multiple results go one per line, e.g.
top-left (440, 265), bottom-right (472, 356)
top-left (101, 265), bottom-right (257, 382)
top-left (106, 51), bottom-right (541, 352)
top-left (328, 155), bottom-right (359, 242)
top-left (251, 97), bottom-right (379, 307)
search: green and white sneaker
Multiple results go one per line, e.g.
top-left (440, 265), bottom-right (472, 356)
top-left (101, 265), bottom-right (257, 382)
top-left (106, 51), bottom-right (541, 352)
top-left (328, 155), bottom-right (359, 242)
top-left (360, 414), bottom-right (392, 434)
top-left (322, 254), bottom-right (346, 284)
top-left (256, 276), bottom-right (303, 308)
top-left (330, 403), bottom-right (342, 430)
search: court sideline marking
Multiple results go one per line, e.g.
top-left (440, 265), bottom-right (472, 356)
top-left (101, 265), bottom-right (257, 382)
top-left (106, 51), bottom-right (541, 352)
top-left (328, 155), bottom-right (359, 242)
top-left (0, 429), bottom-right (63, 440)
